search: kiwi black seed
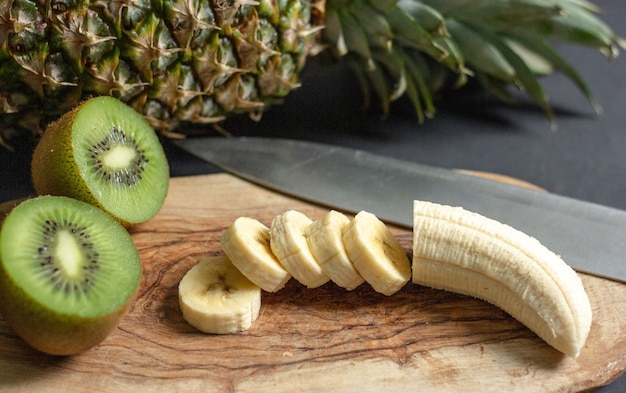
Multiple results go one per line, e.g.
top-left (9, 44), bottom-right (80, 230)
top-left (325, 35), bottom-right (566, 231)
top-left (88, 126), bottom-right (149, 186)
top-left (0, 196), bottom-right (142, 355)
top-left (31, 96), bottom-right (170, 226)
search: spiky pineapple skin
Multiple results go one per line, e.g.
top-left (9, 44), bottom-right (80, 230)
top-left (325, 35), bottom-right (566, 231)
top-left (0, 0), bottom-right (319, 136)
top-left (0, 0), bottom-right (623, 145)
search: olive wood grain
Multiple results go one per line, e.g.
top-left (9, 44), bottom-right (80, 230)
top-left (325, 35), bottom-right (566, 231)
top-left (0, 173), bottom-right (624, 392)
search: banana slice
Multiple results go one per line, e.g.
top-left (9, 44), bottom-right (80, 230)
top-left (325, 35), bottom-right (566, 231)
top-left (270, 210), bottom-right (330, 288)
top-left (178, 256), bottom-right (262, 334)
top-left (306, 210), bottom-right (365, 290)
top-left (221, 217), bottom-right (291, 292)
top-left (412, 200), bottom-right (592, 357)
top-left (343, 211), bottom-right (411, 295)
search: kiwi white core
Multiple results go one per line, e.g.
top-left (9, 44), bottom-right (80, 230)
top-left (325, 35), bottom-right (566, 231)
top-left (55, 230), bottom-right (83, 279)
top-left (102, 145), bottom-right (137, 170)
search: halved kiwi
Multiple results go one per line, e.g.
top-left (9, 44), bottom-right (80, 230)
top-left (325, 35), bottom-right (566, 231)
top-left (31, 96), bottom-right (169, 226)
top-left (0, 196), bottom-right (142, 355)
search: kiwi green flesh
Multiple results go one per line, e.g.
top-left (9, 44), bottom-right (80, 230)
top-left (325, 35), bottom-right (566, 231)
top-left (72, 97), bottom-right (169, 224)
top-left (0, 197), bottom-right (142, 355)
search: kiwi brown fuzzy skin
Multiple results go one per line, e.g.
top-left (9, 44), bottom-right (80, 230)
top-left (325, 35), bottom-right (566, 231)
top-left (31, 97), bottom-right (170, 227)
top-left (0, 276), bottom-right (134, 356)
top-left (0, 196), bottom-right (143, 355)
top-left (31, 106), bottom-right (99, 208)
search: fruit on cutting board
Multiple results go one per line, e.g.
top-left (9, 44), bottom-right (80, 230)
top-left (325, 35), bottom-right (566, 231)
top-left (0, 0), bottom-right (623, 143)
top-left (270, 210), bottom-right (331, 288)
top-left (221, 217), bottom-right (292, 292)
top-left (190, 209), bottom-right (409, 333)
top-left (179, 256), bottom-right (261, 334)
top-left (214, 206), bottom-right (591, 357)
top-left (343, 211), bottom-right (412, 295)
top-left (306, 210), bottom-right (364, 291)
top-left (220, 209), bottom-right (411, 295)
top-left (31, 96), bottom-right (170, 226)
top-left (0, 196), bottom-right (143, 355)
top-left (411, 200), bottom-right (592, 357)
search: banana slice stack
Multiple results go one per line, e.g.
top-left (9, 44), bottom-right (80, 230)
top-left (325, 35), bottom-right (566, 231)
top-left (178, 209), bottom-right (410, 334)
top-left (221, 210), bottom-right (411, 294)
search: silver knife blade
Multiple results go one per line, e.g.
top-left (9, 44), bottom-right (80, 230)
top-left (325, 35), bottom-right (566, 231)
top-left (176, 137), bottom-right (626, 283)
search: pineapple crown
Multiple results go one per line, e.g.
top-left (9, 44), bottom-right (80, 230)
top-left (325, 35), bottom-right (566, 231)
top-left (318, 0), bottom-right (624, 123)
top-left (1, 0), bottom-right (624, 147)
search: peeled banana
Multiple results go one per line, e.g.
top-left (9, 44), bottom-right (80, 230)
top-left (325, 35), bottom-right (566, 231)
top-left (411, 200), bottom-right (593, 357)
top-left (178, 256), bottom-right (261, 334)
top-left (343, 211), bottom-right (412, 296)
top-left (306, 210), bottom-right (365, 290)
top-left (221, 217), bottom-right (291, 292)
top-left (270, 210), bottom-right (330, 288)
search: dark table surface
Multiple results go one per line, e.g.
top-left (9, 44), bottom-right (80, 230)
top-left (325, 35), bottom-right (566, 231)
top-left (1, 0), bottom-right (625, 391)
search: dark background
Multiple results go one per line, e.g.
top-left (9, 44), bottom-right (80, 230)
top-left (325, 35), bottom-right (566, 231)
top-left (1, 0), bottom-right (624, 391)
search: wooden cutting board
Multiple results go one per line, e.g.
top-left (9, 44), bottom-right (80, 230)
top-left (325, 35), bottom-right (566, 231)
top-left (0, 173), bottom-right (625, 392)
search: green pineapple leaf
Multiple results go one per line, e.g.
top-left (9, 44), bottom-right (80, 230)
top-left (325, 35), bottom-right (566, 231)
top-left (0, 0), bottom-right (624, 146)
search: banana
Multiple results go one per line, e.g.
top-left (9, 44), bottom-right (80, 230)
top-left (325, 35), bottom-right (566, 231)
top-left (306, 210), bottom-right (365, 290)
top-left (270, 210), bottom-right (330, 288)
top-left (343, 210), bottom-right (411, 295)
top-left (220, 217), bottom-right (291, 292)
top-left (178, 256), bottom-right (262, 334)
top-left (411, 200), bottom-right (593, 357)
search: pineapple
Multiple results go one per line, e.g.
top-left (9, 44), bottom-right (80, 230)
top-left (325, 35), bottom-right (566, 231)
top-left (0, 0), bottom-right (623, 145)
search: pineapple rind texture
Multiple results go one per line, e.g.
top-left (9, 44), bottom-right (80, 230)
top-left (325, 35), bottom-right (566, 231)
top-left (0, 0), bottom-right (317, 137)
top-left (0, 0), bottom-right (624, 143)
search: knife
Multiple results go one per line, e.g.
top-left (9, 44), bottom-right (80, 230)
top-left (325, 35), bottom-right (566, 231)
top-left (175, 137), bottom-right (626, 283)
